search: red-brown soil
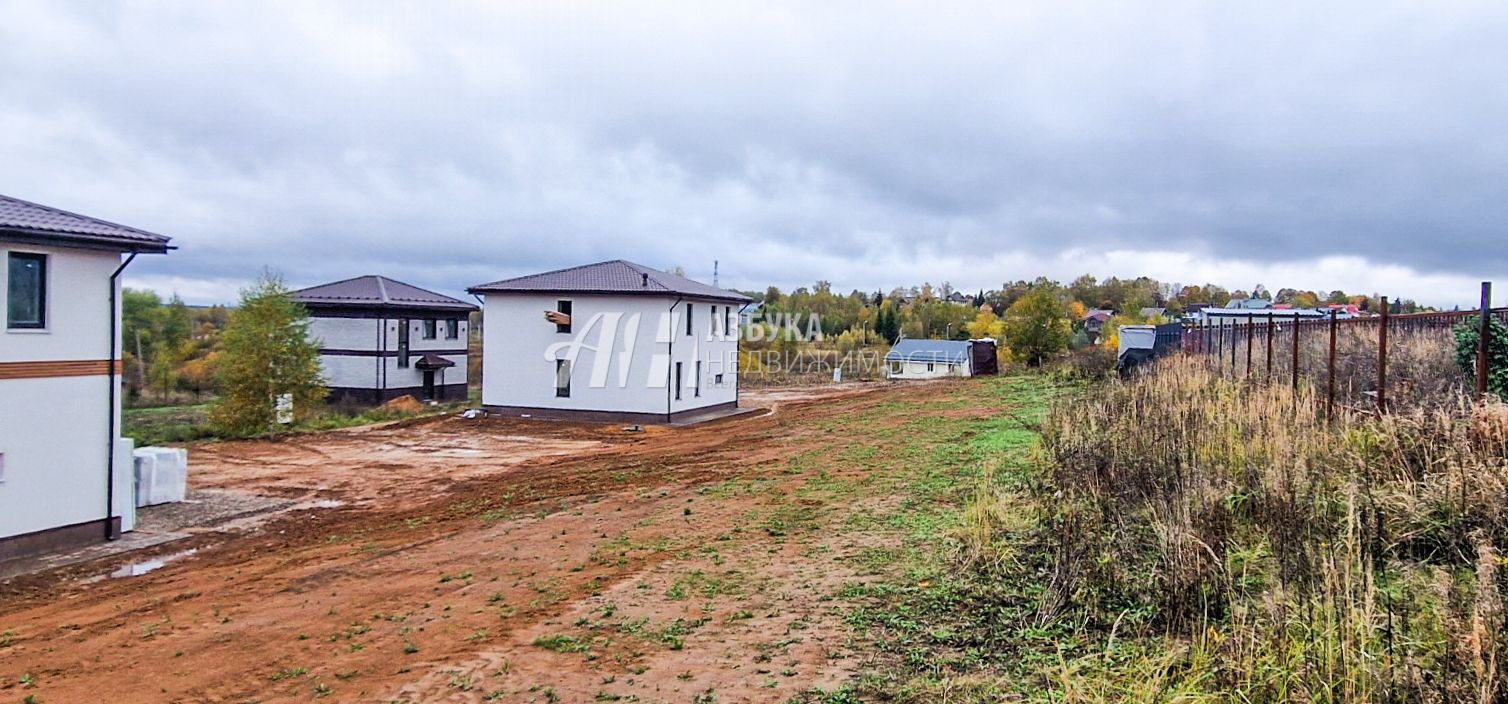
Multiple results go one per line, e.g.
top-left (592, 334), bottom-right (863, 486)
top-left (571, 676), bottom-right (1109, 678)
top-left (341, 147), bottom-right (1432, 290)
top-left (0, 381), bottom-right (959, 703)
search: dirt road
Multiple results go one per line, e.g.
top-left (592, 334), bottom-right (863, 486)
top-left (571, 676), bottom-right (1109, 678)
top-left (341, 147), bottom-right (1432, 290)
top-left (0, 380), bottom-right (984, 703)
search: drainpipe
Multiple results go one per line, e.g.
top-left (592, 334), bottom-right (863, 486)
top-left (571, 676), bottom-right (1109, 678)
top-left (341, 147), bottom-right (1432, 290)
top-left (105, 252), bottom-right (139, 541)
top-left (666, 296), bottom-right (683, 420)
top-left (735, 301), bottom-right (751, 406)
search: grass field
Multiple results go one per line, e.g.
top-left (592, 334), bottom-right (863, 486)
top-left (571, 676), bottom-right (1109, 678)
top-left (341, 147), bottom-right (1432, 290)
top-left (16, 370), bottom-right (1502, 701)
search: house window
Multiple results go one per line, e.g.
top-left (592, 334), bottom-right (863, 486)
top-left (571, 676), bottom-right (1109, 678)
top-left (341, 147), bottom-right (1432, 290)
top-left (445, 319), bottom-right (460, 339)
top-left (714, 373), bottom-right (724, 385)
top-left (926, 362), bottom-right (935, 372)
top-left (685, 304), bottom-right (693, 336)
top-left (555, 359), bottom-right (571, 397)
top-left (694, 360), bottom-right (701, 397)
top-left (422, 319), bottom-right (437, 339)
top-left (397, 319), bottom-right (410, 368)
top-left (556, 300), bottom-right (572, 334)
top-left (6, 252), bottom-right (46, 329)
top-left (710, 305), bottom-right (719, 337)
top-left (674, 362), bottom-right (683, 400)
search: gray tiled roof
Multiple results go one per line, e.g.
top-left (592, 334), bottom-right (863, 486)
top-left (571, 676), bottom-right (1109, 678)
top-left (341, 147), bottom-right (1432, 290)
top-left (469, 260), bottom-right (751, 303)
top-left (884, 338), bottom-right (972, 364)
top-left (292, 275), bottom-right (477, 311)
top-left (0, 193), bottom-right (172, 252)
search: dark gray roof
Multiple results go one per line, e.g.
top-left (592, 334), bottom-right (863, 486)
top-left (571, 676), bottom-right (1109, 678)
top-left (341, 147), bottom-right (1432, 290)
top-left (884, 338), bottom-right (972, 364)
top-left (292, 275), bottom-right (477, 311)
top-left (469, 260), bottom-right (751, 303)
top-left (0, 193), bottom-right (172, 253)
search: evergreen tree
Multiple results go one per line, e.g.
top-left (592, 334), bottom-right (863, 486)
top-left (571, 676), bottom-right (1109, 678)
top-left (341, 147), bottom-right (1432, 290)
top-left (210, 272), bottom-right (326, 435)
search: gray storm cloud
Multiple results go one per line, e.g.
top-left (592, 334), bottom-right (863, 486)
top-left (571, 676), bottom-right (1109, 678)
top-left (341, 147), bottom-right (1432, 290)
top-left (1, 1), bottom-right (1504, 306)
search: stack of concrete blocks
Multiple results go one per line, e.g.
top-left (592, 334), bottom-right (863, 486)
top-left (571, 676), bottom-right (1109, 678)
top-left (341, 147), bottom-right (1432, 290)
top-left (134, 447), bottom-right (188, 507)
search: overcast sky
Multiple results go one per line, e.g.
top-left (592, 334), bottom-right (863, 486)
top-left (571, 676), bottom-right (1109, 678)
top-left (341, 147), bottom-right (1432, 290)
top-left (2, 1), bottom-right (1505, 307)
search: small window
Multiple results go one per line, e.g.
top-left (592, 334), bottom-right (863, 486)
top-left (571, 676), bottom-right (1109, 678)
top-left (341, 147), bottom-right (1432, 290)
top-left (445, 319), bottom-right (460, 339)
top-left (6, 252), bottom-right (47, 329)
top-left (714, 373), bottom-right (725, 385)
top-left (926, 362), bottom-right (935, 372)
top-left (694, 360), bottom-right (701, 397)
top-left (675, 362), bottom-right (683, 400)
top-left (685, 304), bottom-right (693, 336)
top-left (710, 305), bottom-right (719, 337)
top-left (397, 319), bottom-right (410, 368)
top-left (556, 300), bottom-right (572, 334)
top-left (555, 359), bottom-right (571, 397)
top-left (422, 319), bottom-right (437, 339)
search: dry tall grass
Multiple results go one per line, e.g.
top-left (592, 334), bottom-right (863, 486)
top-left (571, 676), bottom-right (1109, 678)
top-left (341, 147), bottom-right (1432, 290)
top-left (1037, 354), bottom-right (1508, 701)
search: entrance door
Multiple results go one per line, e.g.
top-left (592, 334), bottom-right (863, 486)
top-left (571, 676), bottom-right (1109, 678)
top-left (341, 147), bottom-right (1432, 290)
top-left (421, 370), bottom-right (435, 400)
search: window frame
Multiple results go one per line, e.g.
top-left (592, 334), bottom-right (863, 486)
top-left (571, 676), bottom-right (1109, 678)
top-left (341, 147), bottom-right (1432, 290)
top-left (445, 319), bottom-right (460, 340)
top-left (556, 300), bottom-right (572, 334)
top-left (555, 358), bottom-right (571, 398)
top-left (6, 251), bottom-right (48, 330)
top-left (422, 319), bottom-right (438, 340)
top-left (397, 318), bottom-right (411, 368)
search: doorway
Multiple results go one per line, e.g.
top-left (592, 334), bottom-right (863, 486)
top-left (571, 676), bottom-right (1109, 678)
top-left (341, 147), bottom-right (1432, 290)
top-left (421, 370), bottom-right (436, 400)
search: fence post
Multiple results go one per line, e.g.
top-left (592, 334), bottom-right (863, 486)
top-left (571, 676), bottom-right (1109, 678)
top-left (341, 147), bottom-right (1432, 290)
top-left (1480, 282), bottom-right (1493, 401)
top-left (1291, 313), bottom-right (1300, 391)
top-left (1245, 312), bottom-right (1254, 379)
top-left (1266, 316), bottom-right (1274, 381)
top-left (1378, 296), bottom-right (1389, 412)
top-left (1230, 318), bottom-right (1237, 371)
top-left (1328, 308), bottom-right (1337, 419)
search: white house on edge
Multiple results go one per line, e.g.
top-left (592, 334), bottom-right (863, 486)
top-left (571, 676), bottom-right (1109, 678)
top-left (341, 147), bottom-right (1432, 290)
top-left (290, 275), bottom-right (477, 405)
top-left (0, 193), bottom-right (172, 561)
top-left (467, 260), bottom-right (752, 424)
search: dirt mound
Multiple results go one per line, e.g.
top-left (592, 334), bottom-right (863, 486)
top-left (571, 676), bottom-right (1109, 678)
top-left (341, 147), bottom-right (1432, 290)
top-left (382, 394), bottom-right (424, 414)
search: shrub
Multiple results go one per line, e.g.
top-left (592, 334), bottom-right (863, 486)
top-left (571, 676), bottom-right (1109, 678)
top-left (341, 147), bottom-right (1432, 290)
top-left (1455, 317), bottom-right (1508, 399)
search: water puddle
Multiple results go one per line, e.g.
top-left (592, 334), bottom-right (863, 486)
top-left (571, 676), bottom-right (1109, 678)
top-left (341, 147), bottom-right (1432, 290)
top-left (93, 549), bottom-right (198, 581)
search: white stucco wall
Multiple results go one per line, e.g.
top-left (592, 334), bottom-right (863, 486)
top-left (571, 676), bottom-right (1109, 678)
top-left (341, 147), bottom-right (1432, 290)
top-left (307, 314), bottom-right (469, 391)
top-left (887, 359), bottom-right (969, 379)
top-left (0, 243), bottom-right (131, 540)
top-left (480, 293), bottom-right (740, 415)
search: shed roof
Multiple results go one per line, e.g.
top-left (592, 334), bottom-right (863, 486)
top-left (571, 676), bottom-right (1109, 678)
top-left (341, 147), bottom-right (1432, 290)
top-left (0, 193), bottom-right (172, 253)
top-left (884, 338), bottom-right (972, 364)
top-left (291, 275), bottom-right (477, 312)
top-left (468, 260), bottom-right (751, 303)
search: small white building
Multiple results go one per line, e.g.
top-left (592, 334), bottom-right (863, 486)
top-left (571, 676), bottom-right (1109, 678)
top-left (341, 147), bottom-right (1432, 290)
top-left (291, 275), bottom-right (477, 404)
top-left (468, 260), bottom-right (752, 423)
top-left (0, 193), bottom-right (171, 561)
top-left (885, 339), bottom-right (976, 379)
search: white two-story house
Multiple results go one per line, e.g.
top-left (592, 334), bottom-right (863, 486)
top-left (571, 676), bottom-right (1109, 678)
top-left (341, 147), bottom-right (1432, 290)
top-left (468, 260), bottom-right (751, 424)
top-left (0, 194), bottom-right (172, 561)
top-left (290, 275), bottom-right (477, 404)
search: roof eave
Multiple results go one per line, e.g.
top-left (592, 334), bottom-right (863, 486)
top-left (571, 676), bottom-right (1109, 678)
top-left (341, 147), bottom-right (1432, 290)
top-left (0, 227), bottom-right (173, 254)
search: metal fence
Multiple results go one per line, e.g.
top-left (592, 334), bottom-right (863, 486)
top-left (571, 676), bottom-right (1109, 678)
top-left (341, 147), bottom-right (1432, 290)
top-left (1179, 285), bottom-right (1505, 414)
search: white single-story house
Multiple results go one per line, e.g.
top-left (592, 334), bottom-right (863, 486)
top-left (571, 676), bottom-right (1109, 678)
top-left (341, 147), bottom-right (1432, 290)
top-left (0, 193), bottom-right (172, 561)
top-left (467, 260), bottom-right (752, 423)
top-left (291, 275), bottom-right (477, 404)
top-left (886, 339), bottom-right (978, 379)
